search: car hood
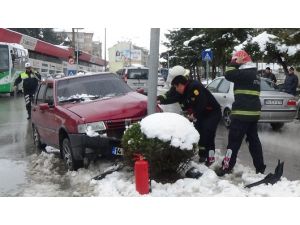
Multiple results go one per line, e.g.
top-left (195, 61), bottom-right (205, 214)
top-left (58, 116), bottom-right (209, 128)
top-left (260, 91), bottom-right (294, 98)
top-left (63, 92), bottom-right (147, 122)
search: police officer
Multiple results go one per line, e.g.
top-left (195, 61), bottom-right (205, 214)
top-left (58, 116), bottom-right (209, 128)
top-left (215, 50), bottom-right (266, 176)
top-left (14, 62), bottom-right (41, 120)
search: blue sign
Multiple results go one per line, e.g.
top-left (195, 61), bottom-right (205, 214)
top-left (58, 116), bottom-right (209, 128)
top-left (67, 70), bottom-right (76, 76)
top-left (201, 49), bottom-right (213, 61)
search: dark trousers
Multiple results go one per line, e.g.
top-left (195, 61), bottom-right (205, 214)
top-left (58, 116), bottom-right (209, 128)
top-left (225, 118), bottom-right (265, 171)
top-left (24, 93), bottom-right (33, 117)
top-left (195, 110), bottom-right (221, 158)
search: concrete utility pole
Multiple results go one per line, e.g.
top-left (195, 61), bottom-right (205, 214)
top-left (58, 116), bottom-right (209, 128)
top-left (147, 28), bottom-right (160, 115)
top-left (104, 28), bottom-right (107, 71)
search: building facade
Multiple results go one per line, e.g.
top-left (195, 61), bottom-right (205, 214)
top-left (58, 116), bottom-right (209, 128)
top-left (108, 41), bottom-right (149, 73)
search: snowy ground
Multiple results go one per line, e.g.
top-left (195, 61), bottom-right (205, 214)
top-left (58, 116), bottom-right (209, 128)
top-left (18, 146), bottom-right (300, 197)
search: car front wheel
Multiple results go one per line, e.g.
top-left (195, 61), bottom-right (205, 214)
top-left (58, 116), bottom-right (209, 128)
top-left (62, 138), bottom-right (83, 171)
top-left (270, 122), bottom-right (284, 131)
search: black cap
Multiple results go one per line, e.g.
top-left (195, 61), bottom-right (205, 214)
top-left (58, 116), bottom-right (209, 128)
top-left (265, 67), bottom-right (271, 70)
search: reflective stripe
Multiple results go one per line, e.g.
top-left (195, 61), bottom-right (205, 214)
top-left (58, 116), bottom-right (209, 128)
top-left (231, 110), bottom-right (261, 116)
top-left (161, 94), bottom-right (167, 99)
top-left (225, 67), bottom-right (236, 72)
top-left (234, 89), bottom-right (260, 96)
top-left (20, 72), bottom-right (29, 79)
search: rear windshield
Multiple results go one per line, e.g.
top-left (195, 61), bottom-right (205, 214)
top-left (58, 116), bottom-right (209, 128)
top-left (127, 69), bottom-right (148, 80)
top-left (260, 78), bottom-right (278, 91)
top-left (57, 74), bottom-right (132, 102)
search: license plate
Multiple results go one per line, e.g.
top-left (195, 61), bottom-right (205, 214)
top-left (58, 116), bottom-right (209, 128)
top-left (133, 83), bottom-right (145, 86)
top-left (112, 147), bottom-right (124, 155)
top-left (264, 99), bottom-right (283, 105)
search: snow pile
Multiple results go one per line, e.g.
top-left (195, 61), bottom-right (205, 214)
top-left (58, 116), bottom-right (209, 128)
top-left (183, 34), bottom-right (204, 46)
top-left (140, 112), bottom-right (200, 150)
top-left (235, 31), bottom-right (300, 56)
top-left (20, 149), bottom-right (300, 197)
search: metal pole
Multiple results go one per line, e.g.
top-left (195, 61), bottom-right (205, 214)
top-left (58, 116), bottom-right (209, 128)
top-left (167, 52), bottom-right (169, 70)
top-left (129, 41), bottom-right (132, 66)
top-left (206, 60), bottom-right (209, 84)
top-left (104, 28), bottom-right (107, 71)
top-left (76, 29), bottom-right (79, 73)
top-left (147, 28), bottom-right (160, 115)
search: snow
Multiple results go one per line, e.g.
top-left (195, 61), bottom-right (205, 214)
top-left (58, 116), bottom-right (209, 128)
top-left (234, 31), bottom-right (300, 56)
top-left (20, 147), bottom-right (300, 197)
top-left (183, 34), bottom-right (204, 46)
top-left (140, 113), bottom-right (199, 150)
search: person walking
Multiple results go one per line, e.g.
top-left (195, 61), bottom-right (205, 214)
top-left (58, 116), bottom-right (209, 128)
top-left (215, 50), bottom-right (266, 176)
top-left (14, 62), bottom-right (41, 120)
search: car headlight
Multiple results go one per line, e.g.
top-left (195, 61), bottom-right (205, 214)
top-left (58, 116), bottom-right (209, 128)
top-left (77, 121), bottom-right (106, 134)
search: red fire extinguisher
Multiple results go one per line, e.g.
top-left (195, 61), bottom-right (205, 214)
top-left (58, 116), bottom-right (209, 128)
top-left (134, 154), bottom-right (150, 195)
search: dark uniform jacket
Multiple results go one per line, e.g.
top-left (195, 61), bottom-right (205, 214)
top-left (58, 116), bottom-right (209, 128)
top-left (283, 73), bottom-right (298, 96)
top-left (262, 72), bottom-right (277, 83)
top-left (225, 66), bottom-right (261, 122)
top-left (14, 70), bottom-right (41, 95)
top-left (182, 80), bottom-right (220, 121)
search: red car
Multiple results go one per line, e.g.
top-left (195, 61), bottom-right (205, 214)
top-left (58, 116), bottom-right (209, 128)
top-left (31, 73), bottom-right (159, 170)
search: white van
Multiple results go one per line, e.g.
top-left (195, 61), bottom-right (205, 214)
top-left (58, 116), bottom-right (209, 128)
top-left (121, 66), bottom-right (149, 94)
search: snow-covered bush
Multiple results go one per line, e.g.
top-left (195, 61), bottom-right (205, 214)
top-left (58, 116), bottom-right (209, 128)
top-left (122, 113), bottom-right (199, 181)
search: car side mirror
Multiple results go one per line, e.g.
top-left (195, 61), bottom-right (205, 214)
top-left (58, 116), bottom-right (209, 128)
top-left (39, 103), bottom-right (50, 110)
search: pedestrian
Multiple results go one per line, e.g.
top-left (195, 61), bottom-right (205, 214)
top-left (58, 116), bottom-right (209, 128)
top-left (215, 50), bottom-right (266, 177)
top-left (283, 66), bottom-right (299, 96)
top-left (262, 67), bottom-right (277, 83)
top-left (14, 62), bottom-right (41, 120)
top-left (158, 65), bottom-right (222, 167)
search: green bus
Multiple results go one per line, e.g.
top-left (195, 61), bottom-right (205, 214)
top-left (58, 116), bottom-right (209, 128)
top-left (0, 42), bottom-right (28, 95)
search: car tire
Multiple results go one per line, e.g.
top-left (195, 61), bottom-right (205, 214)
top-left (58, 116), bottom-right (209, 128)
top-left (61, 138), bottom-right (83, 171)
top-left (32, 124), bottom-right (46, 150)
top-left (270, 122), bottom-right (284, 131)
top-left (223, 108), bottom-right (231, 128)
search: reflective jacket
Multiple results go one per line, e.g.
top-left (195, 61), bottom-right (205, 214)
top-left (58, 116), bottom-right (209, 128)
top-left (225, 65), bottom-right (261, 122)
top-left (14, 70), bottom-right (41, 94)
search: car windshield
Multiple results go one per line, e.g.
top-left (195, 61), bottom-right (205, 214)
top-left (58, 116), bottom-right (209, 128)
top-left (260, 78), bottom-right (278, 91)
top-left (0, 45), bottom-right (9, 71)
top-left (57, 74), bottom-right (132, 103)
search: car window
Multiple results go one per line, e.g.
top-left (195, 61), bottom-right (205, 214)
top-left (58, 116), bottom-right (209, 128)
top-left (36, 84), bottom-right (47, 104)
top-left (206, 78), bottom-right (222, 93)
top-left (45, 85), bottom-right (54, 105)
top-left (128, 69), bottom-right (148, 80)
top-left (261, 79), bottom-right (277, 91)
top-left (57, 74), bottom-right (132, 102)
top-left (217, 79), bottom-right (230, 93)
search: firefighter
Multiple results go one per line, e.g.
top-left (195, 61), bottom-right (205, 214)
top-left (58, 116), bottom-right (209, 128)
top-left (215, 50), bottom-right (266, 177)
top-left (14, 62), bottom-right (41, 120)
top-left (158, 65), bottom-right (222, 166)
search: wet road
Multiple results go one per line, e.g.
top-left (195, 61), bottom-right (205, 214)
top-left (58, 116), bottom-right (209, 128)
top-left (0, 97), bottom-right (299, 196)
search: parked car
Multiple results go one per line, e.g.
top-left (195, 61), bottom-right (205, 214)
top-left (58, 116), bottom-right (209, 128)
top-left (206, 76), bottom-right (298, 130)
top-left (157, 73), bottom-right (166, 87)
top-left (31, 72), bottom-right (161, 170)
top-left (120, 66), bottom-right (149, 94)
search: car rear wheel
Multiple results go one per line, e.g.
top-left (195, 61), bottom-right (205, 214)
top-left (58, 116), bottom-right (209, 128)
top-left (223, 108), bottom-right (231, 128)
top-left (270, 122), bottom-right (284, 131)
top-left (32, 125), bottom-right (46, 150)
top-left (62, 138), bottom-right (83, 171)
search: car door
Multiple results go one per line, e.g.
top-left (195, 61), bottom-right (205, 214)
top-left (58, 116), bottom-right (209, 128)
top-left (32, 83), bottom-right (47, 143)
top-left (216, 78), bottom-right (233, 111)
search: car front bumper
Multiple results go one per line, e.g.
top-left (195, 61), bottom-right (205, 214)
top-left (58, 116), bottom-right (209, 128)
top-left (68, 134), bottom-right (121, 161)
